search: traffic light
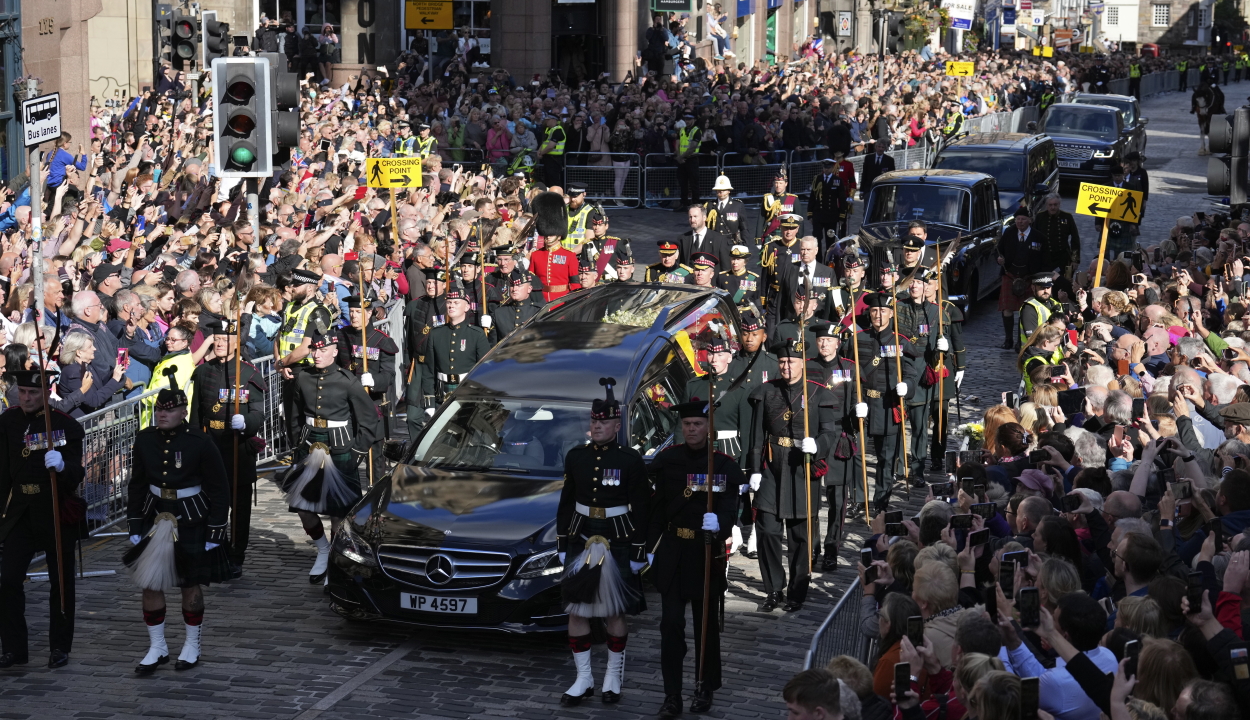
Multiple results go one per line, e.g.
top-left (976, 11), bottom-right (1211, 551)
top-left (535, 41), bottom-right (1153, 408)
top-left (886, 12), bottom-right (904, 54)
top-left (202, 11), bottom-right (230, 67)
top-left (259, 52), bottom-right (300, 165)
top-left (171, 10), bottom-right (198, 70)
top-left (211, 58), bottom-right (273, 178)
top-left (156, 4), bottom-right (174, 66)
top-left (1208, 107), bottom-right (1250, 204)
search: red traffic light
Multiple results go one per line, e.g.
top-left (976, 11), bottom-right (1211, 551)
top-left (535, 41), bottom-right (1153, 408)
top-left (227, 111), bottom-right (256, 135)
top-left (225, 79), bottom-right (256, 104)
top-left (174, 19), bottom-right (195, 39)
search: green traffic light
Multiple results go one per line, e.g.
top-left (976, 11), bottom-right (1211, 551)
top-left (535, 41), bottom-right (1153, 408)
top-left (231, 146), bottom-right (256, 165)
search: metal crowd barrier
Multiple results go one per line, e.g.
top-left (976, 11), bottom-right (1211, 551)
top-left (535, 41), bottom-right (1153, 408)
top-left (803, 578), bottom-right (875, 670)
top-left (643, 152), bottom-right (720, 208)
top-left (564, 151), bottom-right (643, 208)
top-left (719, 150), bottom-right (788, 199)
top-left (440, 146), bottom-right (486, 172)
top-left (78, 316), bottom-right (399, 538)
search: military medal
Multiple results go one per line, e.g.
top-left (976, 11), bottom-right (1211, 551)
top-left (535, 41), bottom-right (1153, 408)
top-left (212, 402), bottom-right (224, 413)
top-left (175, 452), bottom-right (183, 468)
top-left (601, 469), bottom-right (621, 486)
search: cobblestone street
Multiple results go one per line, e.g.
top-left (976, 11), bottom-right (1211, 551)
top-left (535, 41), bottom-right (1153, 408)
top-left (2, 83), bottom-right (1228, 719)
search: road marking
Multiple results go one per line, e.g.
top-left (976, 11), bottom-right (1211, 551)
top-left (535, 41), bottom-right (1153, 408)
top-left (292, 637), bottom-right (420, 719)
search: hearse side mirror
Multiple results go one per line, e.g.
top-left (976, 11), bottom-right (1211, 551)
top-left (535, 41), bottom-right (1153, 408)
top-left (1034, 183), bottom-right (1050, 195)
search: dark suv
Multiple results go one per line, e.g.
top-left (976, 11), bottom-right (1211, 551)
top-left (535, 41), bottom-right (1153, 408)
top-left (1041, 103), bottom-right (1133, 181)
top-left (932, 133), bottom-right (1059, 218)
top-left (1070, 92), bottom-right (1148, 156)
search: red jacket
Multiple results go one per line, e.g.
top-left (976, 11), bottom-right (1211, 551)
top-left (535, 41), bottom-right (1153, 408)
top-left (530, 246), bottom-right (580, 302)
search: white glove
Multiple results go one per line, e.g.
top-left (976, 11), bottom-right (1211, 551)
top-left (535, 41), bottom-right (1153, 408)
top-left (937, 337), bottom-right (949, 352)
top-left (205, 542), bottom-right (220, 551)
top-left (801, 437), bottom-right (818, 454)
top-left (955, 370), bottom-right (965, 387)
top-left (44, 449), bottom-right (64, 472)
top-left (702, 512), bottom-right (720, 532)
top-left (481, 315), bottom-right (493, 328)
top-left (629, 560), bottom-right (646, 573)
top-left (425, 407), bottom-right (435, 417)
top-left (129, 535), bottom-right (142, 545)
top-left (855, 402), bottom-right (868, 418)
top-left (230, 414), bottom-right (246, 431)
top-left (750, 473), bottom-right (762, 491)
top-left (647, 553), bottom-right (655, 566)
top-left (558, 551), bottom-right (566, 565)
top-left (360, 372), bottom-right (375, 388)
top-left (896, 382), bottom-right (907, 397)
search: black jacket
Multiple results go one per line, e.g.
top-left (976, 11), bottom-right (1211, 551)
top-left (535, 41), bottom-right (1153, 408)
top-left (860, 153), bottom-right (896, 197)
top-left (678, 228), bottom-right (733, 270)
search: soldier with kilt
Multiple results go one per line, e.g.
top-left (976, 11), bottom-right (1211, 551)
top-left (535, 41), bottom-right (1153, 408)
top-left (337, 295), bottom-right (399, 461)
top-left (841, 293), bottom-right (923, 513)
top-left (727, 308), bottom-right (776, 558)
top-left (281, 329), bottom-right (382, 586)
top-left (646, 398), bottom-right (742, 718)
top-left (125, 385), bottom-right (231, 674)
top-left (895, 272), bottom-right (944, 482)
top-left (744, 338), bottom-right (840, 613)
top-left (555, 378), bottom-right (649, 707)
top-left (924, 272), bottom-right (966, 470)
top-left (808, 323), bottom-right (864, 572)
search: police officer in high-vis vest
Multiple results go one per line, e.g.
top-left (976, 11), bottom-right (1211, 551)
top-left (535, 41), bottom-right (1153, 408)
top-left (1128, 59), bottom-right (1142, 99)
top-left (1177, 58), bottom-right (1189, 91)
top-left (276, 269), bottom-right (334, 446)
top-left (537, 114), bottom-right (566, 188)
top-left (565, 185), bottom-right (593, 248)
top-left (392, 121), bottom-right (416, 157)
top-left (414, 123), bottom-right (436, 159)
top-left (1018, 273), bottom-right (1064, 347)
top-left (675, 112), bottom-right (702, 207)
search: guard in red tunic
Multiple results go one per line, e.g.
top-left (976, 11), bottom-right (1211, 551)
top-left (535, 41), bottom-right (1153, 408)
top-left (529, 191), bottom-right (581, 302)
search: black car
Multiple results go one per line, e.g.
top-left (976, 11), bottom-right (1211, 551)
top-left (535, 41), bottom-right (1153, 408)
top-left (932, 133), bottom-right (1059, 218)
top-left (1040, 102), bottom-right (1133, 181)
top-left (844, 169), bottom-right (1004, 309)
top-left (327, 283), bottom-right (743, 632)
top-left (1070, 92), bottom-right (1148, 156)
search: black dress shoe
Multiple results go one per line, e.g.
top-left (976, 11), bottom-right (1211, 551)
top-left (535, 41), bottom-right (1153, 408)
top-left (760, 592), bottom-right (783, 612)
top-left (135, 654), bottom-right (168, 674)
top-left (1000, 339), bottom-right (1015, 349)
top-left (0, 652), bottom-right (28, 668)
top-left (47, 650), bottom-right (69, 669)
top-left (174, 657), bottom-right (199, 671)
top-left (658, 694), bottom-right (683, 718)
top-left (602, 689), bottom-right (621, 704)
top-left (228, 564), bottom-right (243, 579)
top-left (820, 557), bottom-right (838, 572)
top-left (783, 600), bottom-right (804, 612)
top-left (559, 687), bottom-right (593, 707)
top-left (744, 550), bottom-right (758, 560)
top-left (690, 687), bottom-right (713, 713)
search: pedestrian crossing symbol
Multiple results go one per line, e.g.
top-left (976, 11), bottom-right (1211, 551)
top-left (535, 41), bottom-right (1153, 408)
top-left (366, 158), bottom-right (424, 189)
top-left (1076, 182), bottom-right (1143, 223)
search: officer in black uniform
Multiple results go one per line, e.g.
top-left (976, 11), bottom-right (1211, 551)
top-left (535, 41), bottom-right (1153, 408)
top-left (403, 267), bottom-right (448, 436)
top-left (899, 223), bottom-right (936, 278)
top-left (896, 273), bottom-right (943, 481)
top-left (605, 240), bottom-right (636, 283)
top-left (422, 282), bottom-right (491, 409)
top-left (0, 370), bottom-right (86, 670)
top-left (771, 282), bottom-right (825, 350)
top-left (829, 253), bottom-right (870, 328)
top-left (127, 385), bottom-right (231, 674)
top-left (808, 323), bottom-right (865, 571)
top-left (487, 245), bottom-right (520, 291)
top-left (727, 309), bottom-right (777, 559)
top-left (809, 157), bottom-right (849, 257)
top-left (489, 270), bottom-right (545, 342)
top-left (457, 253), bottom-right (495, 328)
top-left (745, 338), bottom-right (839, 613)
top-left (925, 272), bottom-right (967, 470)
top-left (843, 293), bottom-right (923, 513)
top-left (646, 398), bottom-right (741, 719)
top-left (719, 244), bottom-right (761, 308)
top-left (684, 337), bottom-right (747, 461)
top-left (189, 320), bottom-right (266, 576)
top-left (284, 329), bottom-right (382, 585)
top-left (759, 215), bottom-right (802, 313)
top-left (1033, 194), bottom-right (1081, 277)
top-left (555, 378), bottom-right (649, 707)
top-left (337, 295), bottom-right (399, 473)
top-left (1087, 55), bottom-right (1111, 93)
top-left (704, 175), bottom-right (749, 248)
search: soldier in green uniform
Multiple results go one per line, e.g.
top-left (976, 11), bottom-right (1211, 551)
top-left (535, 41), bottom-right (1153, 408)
top-left (924, 272), bottom-right (967, 471)
top-left (771, 282), bottom-right (824, 350)
top-left (686, 252), bottom-right (722, 290)
top-left (457, 253), bottom-right (497, 328)
top-left (899, 224), bottom-right (935, 278)
top-left (759, 215), bottom-right (802, 312)
top-left (402, 267), bottom-right (447, 437)
top-left (555, 378), bottom-right (649, 707)
top-left (127, 385), bottom-right (231, 674)
top-left (604, 240), bottom-right (635, 283)
top-left (645, 241), bottom-right (693, 284)
top-left (727, 309), bottom-right (776, 559)
top-left (808, 323), bottom-right (864, 571)
top-left (283, 329), bottom-right (381, 585)
top-left (829, 253), bottom-right (870, 328)
top-left (487, 245), bottom-right (520, 291)
top-left (744, 338), bottom-right (839, 613)
top-left (422, 283), bottom-right (491, 409)
top-left (895, 273), bottom-right (944, 482)
top-left (337, 295), bottom-right (399, 471)
top-left (646, 398), bottom-right (742, 718)
top-left (684, 337), bottom-right (747, 461)
top-left (719, 244), bottom-right (760, 307)
top-left (276, 269), bottom-right (334, 445)
top-left (842, 292), bottom-right (923, 513)
top-left (489, 270), bottom-right (545, 342)
top-left (190, 320), bottom-right (266, 576)
top-left (0, 370), bottom-right (87, 670)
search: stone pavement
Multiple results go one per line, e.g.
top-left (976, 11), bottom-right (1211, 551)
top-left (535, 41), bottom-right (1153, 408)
top-left (1, 84), bottom-right (1220, 719)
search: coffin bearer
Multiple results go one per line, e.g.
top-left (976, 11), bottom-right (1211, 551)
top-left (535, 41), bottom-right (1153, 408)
top-left (0, 370), bottom-right (86, 670)
top-left (807, 323), bottom-right (863, 572)
top-left (647, 397), bottom-right (742, 718)
top-left (125, 385), bottom-right (231, 673)
top-left (555, 378), bottom-right (649, 706)
top-left (189, 320), bottom-right (266, 576)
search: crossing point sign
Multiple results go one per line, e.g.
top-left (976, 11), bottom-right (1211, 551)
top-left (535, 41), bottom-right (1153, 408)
top-left (945, 61), bottom-right (975, 77)
top-left (1076, 182), bottom-right (1143, 223)
top-left (366, 157), bottom-right (423, 189)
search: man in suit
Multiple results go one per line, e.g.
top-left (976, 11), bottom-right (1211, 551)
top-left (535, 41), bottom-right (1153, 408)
top-left (678, 205), bottom-right (732, 270)
top-left (858, 139), bottom-right (895, 202)
top-left (775, 236), bottom-right (835, 327)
